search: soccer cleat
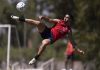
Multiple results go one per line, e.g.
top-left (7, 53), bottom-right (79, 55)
top-left (29, 58), bottom-right (36, 65)
top-left (11, 15), bottom-right (19, 20)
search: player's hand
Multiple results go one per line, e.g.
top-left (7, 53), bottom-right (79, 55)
top-left (77, 49), bottom-right (85, 55)
top-left (79, 50), bottom-right (84, 54)
top-left (29, 58), bottom-right (36, 65)
top-left (75, 48), bottom-right (84, 55)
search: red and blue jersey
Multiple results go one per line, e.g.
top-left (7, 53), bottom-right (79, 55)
top-left (51, 19), bottom-right (70, 42)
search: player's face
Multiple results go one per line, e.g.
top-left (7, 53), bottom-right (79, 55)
top-left (64, 15), bottom-right (70, 22)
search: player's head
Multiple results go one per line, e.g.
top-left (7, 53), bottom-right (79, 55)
top-left (64, 14), bottom-right (70, 22)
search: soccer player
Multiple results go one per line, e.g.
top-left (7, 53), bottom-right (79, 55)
top-left (11, 14), bottom-right (83, 65)
top-left (64, 40), bottom-right (84, 70)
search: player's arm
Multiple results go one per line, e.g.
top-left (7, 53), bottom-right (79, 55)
top-left (68, 30), bottom-right (76, 48)
top-left (68, 30), bottom-right (84, 54)
top-left (39, 16), bottom-right (60, 24)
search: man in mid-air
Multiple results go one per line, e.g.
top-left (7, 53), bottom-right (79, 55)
top-left (11, 14), bottom-right (83, 65)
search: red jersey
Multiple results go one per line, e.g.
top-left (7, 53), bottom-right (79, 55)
top-left (65, 41), bottom-right (74, 55)
top-left (51, 19), bottom-right (70, 42)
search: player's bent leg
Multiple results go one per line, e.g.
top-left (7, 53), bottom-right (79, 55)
top-left (37, 39), bottom-right (51, 55)
top-left (29, 39), bottom-right (51, 65)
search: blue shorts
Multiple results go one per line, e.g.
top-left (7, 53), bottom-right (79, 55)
top-left (40, 26), bottom-right (54, 44)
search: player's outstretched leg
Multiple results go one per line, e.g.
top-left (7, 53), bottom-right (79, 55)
top-left (29, 39), bottom-right (51, 65)
top-left (11, 15), bottom-right (46, 33)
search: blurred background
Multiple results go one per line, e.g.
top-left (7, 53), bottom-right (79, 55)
top-left (0, 0), bottom-right (100, 70)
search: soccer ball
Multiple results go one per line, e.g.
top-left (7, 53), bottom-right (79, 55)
top-left (16, 2), bottom-right (25, 12)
